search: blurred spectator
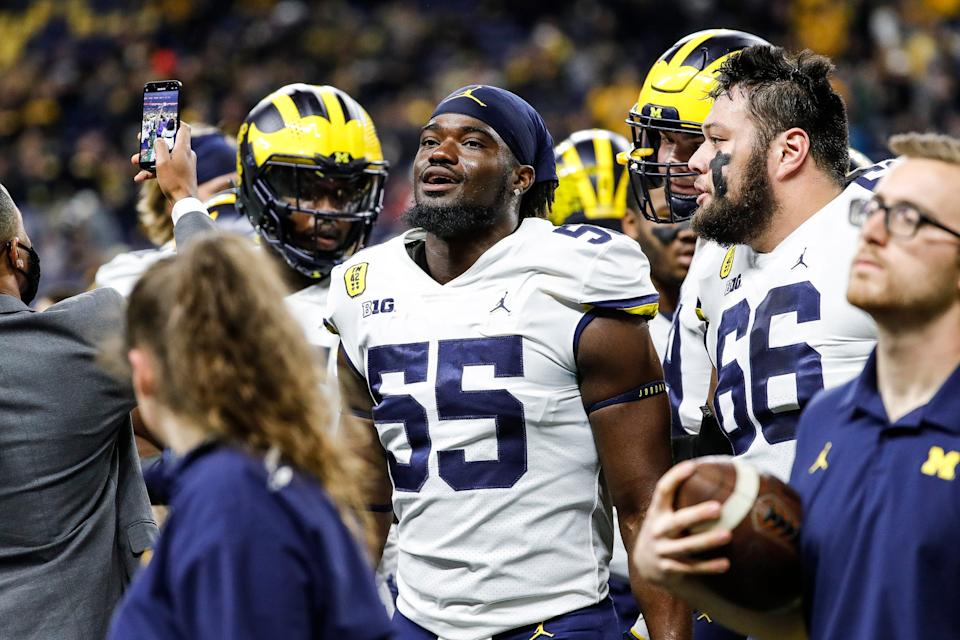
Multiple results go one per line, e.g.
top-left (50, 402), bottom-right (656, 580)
top-left (107, 234), bottom-right (392, 640)
top-left (0, 0), bottom-right (957, 290)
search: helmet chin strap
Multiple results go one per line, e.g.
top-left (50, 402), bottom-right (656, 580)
top-left (667, 194), bottom-right (698, 222)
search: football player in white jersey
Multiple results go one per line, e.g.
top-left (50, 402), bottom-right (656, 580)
top-left (632, 45), bottom-right (894, 611)
top-left (677, 44), bottom-right (887, 480)
top-left (235, 83), bottom-right (389, 358)
top-left (621, 34), bottom-right (769, 639)
top-left (234, 83), bottom-right (399, 609)
top-left (622, 30), bottom-right (770, 451)
top-left (553, 128), bottom-right (697, 635)
top-left (327, 85), bottom-right (690, 639)
top-left (95, 126), bottom-right (250, 297)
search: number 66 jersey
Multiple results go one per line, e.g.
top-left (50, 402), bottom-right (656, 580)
top-left (325, 217), bottom-right (659, 640)
top-left (693, 171), bottom-right (888, 481)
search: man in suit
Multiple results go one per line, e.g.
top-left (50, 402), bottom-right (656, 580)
top-left (0, 125), bottom-right (214, 639)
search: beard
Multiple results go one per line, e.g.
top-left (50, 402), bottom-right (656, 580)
top-left (691, 143), bottom-right (778, 247)
top-left (403, 179), bottom-right (509, 240)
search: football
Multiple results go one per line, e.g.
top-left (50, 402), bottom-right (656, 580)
top-left (673, 456), bottom-right (803, 611)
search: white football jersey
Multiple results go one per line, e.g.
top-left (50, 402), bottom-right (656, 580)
top-left (662, 241), bottom-right (716, 436)
top-left (646, 310), bottom-right (672, 359)
top-left (694, 171), bottom-right (891, 480)
top-left (285, 281), bottom-right (337, 352)
top-left (94, 243), bottom-right (175, 297)
top-left (326, 217), bottom-right (659, 639)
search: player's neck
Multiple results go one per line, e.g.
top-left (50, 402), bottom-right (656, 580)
top-left (277, 255), bottom-right (324, 292)
top-left (651, 277), bottom-right (680, 317)
top-left (422, 217), bottom-right (519, 284)
top-left (875, 306), bottom-right (960, 421)
top-left (750, 176), bottom-right (843, 253)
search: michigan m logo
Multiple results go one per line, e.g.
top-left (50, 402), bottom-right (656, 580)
top-left (334, 151), bottom-right (351, 164)
top-left (449, 86), bottom-right (487, 107)
top-left (921, 446), bottom-right (960, 481)
top-left (649, 106), bottom-right (663, 119)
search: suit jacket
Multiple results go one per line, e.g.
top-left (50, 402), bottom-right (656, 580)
top-left (0, 210), bottom-right (215, 639)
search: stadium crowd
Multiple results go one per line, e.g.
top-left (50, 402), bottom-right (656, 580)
top-left (0, 0), bottom-right (959, 296)
top-left (1, 1), bottom-right (960, 640)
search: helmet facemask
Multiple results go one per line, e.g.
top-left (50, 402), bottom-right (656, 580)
top-left (248, 157), bottom-right (387, 279)
top-left (625, 106), bottom-right (701, 224)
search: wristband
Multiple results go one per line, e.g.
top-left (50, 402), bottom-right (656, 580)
top-left (171, 197), bottom-right (210, 224)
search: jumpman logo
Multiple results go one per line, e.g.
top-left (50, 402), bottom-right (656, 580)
top-left (791, 247), bottom-right (809, 270)
top-left (528, 623), bottom-right (555, 640)
top-left (448, 85), bottom-right (487, 107)
top-left (808, 442), bottom-right (832, 474)
top-left (490, 291), bottom-right (511, 314)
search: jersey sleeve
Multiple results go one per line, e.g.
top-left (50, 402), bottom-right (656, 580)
top-left (666, 242), bottom-right (721, 434)
top-left (579, 232), bottom-right (659, 318)
top-left (665, 279), bottom-right (713, 434)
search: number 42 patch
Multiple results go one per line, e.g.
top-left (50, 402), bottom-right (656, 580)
top-left (345, 263), bottom-right (368, 298)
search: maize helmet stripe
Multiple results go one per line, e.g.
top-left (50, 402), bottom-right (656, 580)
top-left (561, 144), bottom-right (598, 213)
top-left (613, 152), bottom-right (629, 210)
top-left (551, 129), bottom-right (632, 225)
top-left (319, 89), bottom-right (346, 125)
top-left (667, 30), bottom-right (715, 67)
top-left (593, 133), bottom-right (615, 211)
top-left (678, 32), bottom-right (772, 70)
top-left (272, 94), bottom-right (304, 130)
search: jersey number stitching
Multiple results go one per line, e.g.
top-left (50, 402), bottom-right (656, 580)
top-left (367, 335), bottom-right (527, 492)
top-left (715, 282), bottom-right (824, 454)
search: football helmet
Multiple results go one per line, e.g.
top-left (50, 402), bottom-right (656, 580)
top-left (236, 84), bottom-right (388, 279)
top-left (550, 129), bottom-right (632, 230)
top-left (623, 29), bottom-right (769, 223)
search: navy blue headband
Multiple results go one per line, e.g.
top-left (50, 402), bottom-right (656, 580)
top-left (432, 85), bottom-right (557, 184)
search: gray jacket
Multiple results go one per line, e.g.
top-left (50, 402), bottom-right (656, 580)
top-left (0, 210), bottom-right (215, 639)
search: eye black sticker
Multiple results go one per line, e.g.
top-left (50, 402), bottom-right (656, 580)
top-left (710, 151), bottom-right (732, 198)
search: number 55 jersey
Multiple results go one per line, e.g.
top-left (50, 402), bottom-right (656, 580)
top-left (692, 168), bottom-right (891, 480)
top-left (325, 217), bottom-right (658, 640)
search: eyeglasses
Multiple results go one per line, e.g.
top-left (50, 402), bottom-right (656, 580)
top-left (849, 197), bottom-right (960, 241)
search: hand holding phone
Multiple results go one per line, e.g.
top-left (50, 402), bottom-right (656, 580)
top-left (154, 122), bottom-right (198, 203)
top-left (139, 80), bottom-right (182, 172)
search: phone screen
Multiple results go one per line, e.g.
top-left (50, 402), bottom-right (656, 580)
top-left (140, 82), bottom-right (181, 169)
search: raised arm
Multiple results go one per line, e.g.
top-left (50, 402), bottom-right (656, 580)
top-left (577, 311), bottom-right (691, 640)
top-left (130, 123), bottom-right (217, 248)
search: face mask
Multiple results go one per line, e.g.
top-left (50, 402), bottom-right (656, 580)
top-left (7, 241), bottom-right (41, 304)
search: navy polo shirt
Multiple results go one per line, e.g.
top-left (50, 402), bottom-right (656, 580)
top-left (791, 351), bottom-right (960, 640)
top-left (108, 442), bottom-right (393, 640)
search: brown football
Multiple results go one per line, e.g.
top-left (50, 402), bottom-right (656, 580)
top-left (673, 456), bottom-right (803, 611)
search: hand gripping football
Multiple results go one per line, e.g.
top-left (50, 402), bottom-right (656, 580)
top-left (673, 456), bottom-right (803, 611)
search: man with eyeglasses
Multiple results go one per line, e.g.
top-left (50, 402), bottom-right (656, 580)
top-left (629, 131), bottom-right (960, 640)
